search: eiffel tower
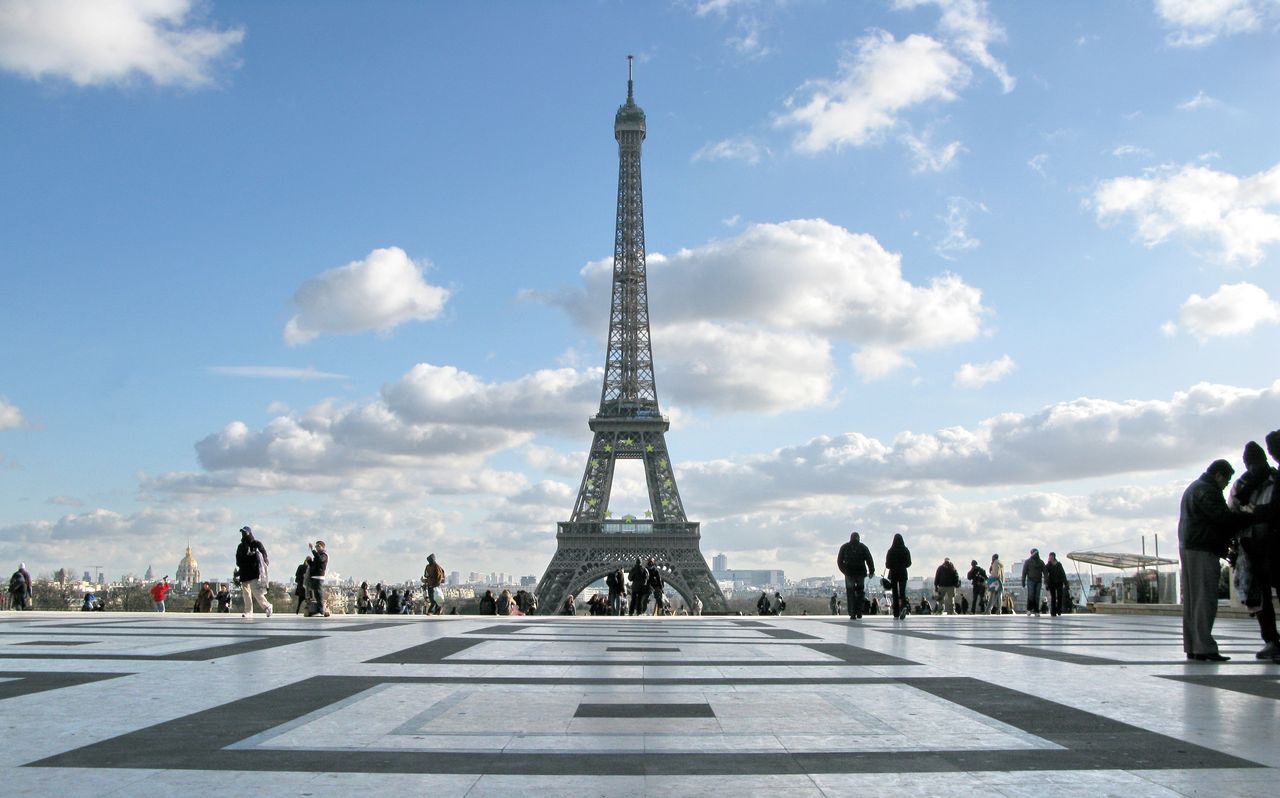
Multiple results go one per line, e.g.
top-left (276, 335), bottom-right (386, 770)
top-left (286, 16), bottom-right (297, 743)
top-left (535, 59), bottom-right (727, 615)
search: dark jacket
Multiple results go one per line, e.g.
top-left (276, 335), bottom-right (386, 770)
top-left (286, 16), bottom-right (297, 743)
top-left (1178, 472), bottom-right (1246, 555)
top-left (628, 562), bottom-right (649, 590)
top-left (606, 570), bottom-right (624, 597)
top-left (837, 538), bottom-right (875, 578)
top-left (966, 564), bottom-right (987, 586)
top-left (935, 562), bottom-right (961, 588)
top-left (647, 565), bottom-right (663, 593)
top-left (310, 549), bottom-right (328, 577)
top-left (235, 538), bottom-right (268, 582)
top-left (1046, 560), bottom-right (1067, 587)
top-left (294, 562), bottom-right (308, 588)
top-left (1022, 554), bottom-right (1045, 586)
top-left (885, 539), bottom-right (912, 580)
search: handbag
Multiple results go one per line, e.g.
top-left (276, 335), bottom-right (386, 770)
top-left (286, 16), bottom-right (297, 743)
top-left (880, 572), bottom-right (893, 591)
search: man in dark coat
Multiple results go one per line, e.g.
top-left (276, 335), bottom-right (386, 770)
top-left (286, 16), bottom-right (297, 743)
top-left (1179, 460), bottom-right (1250, 660)
top-left (306, 540), bottom-right (329, 617)
top-left (1045, 552), bottom-right (1068, 616)
top-left (646, 559), bottom-right (664, 615)
top-left (1022, 549), bottom-right (1046, 617)
top-left (606, 567), bottom-right (626, 616)
top-left (837, 531), bottom-right (875, 619)
top-left (966, 560), bottom-right (987, 614)
top-left (234, 526), bottom-right (272, 619)
top-left (8, 563), bottom-right (32, 610)
top-left (934, 557), bottom-right (961, 614)
top-left (627, 558), bottom-right (649, 616)
top-left (1239, 433), bottom-right (1280, 662)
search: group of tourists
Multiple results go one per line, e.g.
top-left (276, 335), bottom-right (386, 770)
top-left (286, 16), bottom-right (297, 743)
top-left (1178, 432), bottom-right (1280, 663)
top-left (836, 531), bottom-right (1071, 621)
top-left (582, 557), bottom-right (701, 616)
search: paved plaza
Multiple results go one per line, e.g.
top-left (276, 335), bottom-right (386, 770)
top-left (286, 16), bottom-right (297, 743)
top-left (1, 611), bottom-right (1277, 796)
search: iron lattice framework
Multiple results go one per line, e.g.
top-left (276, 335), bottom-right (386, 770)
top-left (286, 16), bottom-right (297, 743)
top-left (536, 61), bottom-right (727, 614)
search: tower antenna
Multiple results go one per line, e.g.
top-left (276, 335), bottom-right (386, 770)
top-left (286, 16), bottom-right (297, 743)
top-left (627, 54), bottom-right (634, 100)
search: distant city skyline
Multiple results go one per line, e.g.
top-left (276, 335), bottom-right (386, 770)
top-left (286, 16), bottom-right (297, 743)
top-left (2, 1), bottom-right (1279, 585)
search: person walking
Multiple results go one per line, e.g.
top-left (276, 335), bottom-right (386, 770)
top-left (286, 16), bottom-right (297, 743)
top-left (606, 567), bottom-right (626, 616)
top-left (934, 557), bottom-right (961, 615)
top-left (1180, 459), bottom-right (1250, 661)
top-left (646, 559), bottom-right (664, 615)
top-left (235, 526), bottom-right (273, 619)
top-left (1022, 549), bottom-right (1046, 617)
top-left (627, 558), bottom-right (649, 616)
top-left (293, 556), bottom-right (311, 615)
top-left (966, 560), bottom-right (987, 614)
top-left (306, 540), bottom-right (329, 617)
top-left (837, 531), bottom-right (875, 619)
top-left (1230, 439), bottom-right (1279, 662)
top-left (988, 554), bottom-right (1005, 615)
top-left (1045, 552), bottom-right (1068, 616)
top-left (149, 576), bottom-right (171, 612)
top-left (422, 553), bottom-right (446, 615)
top-left (885, 533), bottom-right (912, 620)
top-left (7, 563), bottom-right (32, 611)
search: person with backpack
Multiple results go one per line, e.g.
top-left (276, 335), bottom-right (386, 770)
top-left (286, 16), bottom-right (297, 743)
top-left (7, 563), bottom-right (31, 610)
top-left (966, 560), bottom-right (988, 614)
top-left (627, 558), bottom-right (649, 616)
top-left (422, 553), bottom-right (446, 615)
top-left (235, 526), bottom-right (273, 619)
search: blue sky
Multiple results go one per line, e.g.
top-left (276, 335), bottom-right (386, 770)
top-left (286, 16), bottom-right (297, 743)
top-left (2, 0), bottom-right (1279, 585)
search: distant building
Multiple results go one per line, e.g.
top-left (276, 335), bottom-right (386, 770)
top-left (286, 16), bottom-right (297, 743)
top-left (712, 553), bottom-right (728, 572)
top-left (144, 564), bottom-right (154, 582)
top-left (175, 546), bottom-right (201, 591)
top-left (449, 571), bottom-right (461, 586)
top-left (520, 575), bottom-right (538, 587)
top-left (714, 568), bottom-right (785, 589)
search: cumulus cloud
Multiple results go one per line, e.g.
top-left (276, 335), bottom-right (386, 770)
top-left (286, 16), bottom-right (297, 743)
top-left (1176, 282), bottom-right (1280, 340)
top-left (954, 355), bottom-right (1015, 388)
top-left (1093, 161), bottom-right (1280, 264)
top-left (677, 379), bottom-right (1280, 510)
top-left (692, 137), bottom-right (766, 165)
top-left (0, 396), bottom-right (22, 430)
top-left (1155, 0), bottom-right (1269, 47)
top-left (284, 247), bottom-right (451, 346)
top-left (0, 0), bottom-right (243, 87)
top-left (897, 0), bottom-right (1015, 92)
top-left (531, 219), bottom-right (989, 391)
top-left (777, 29), bottom-right (968, 153)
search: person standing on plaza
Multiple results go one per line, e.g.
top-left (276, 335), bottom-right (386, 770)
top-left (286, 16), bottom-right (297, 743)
top-left (215, 583), bottom-right (231, 612)
top-left (1179, 459), bottom-right (1250, 661)
top-left (966, 559), bottom-right (987, 614)
top-left (885, 533), bottom-right (912, 620)
top-left (934, 557), bottom-right (961, 615)
top-left (692, 594), bottom-right (703, 616)
top-left (1230, 438), bottom-right (1279, 662)
top-left (606, 567), bottom-right (626, 616)
top-left (829, 591), bottom-right (839, 615)
top-left (988, 554), bottom-right (1005, 615)
top-left (1022, 549), bottom-right (1046, 617)
top-left (627, 558), bottom-right (649, 616)
top-left (837, 531), bottom-right (875, 619)
top-left (7, 563), bottom-right (31, 611)
top-left (422, 553), bottom-right (446, 615)
top-left (149, 576), bottom-right (171, 612)
top-left (1045, 552), bottom-right (1068, 616)
top-left (293, 556), bottom-right (311, 615)
top-left (306, 540), bottom-right (329, 617)
top-left (646, 559), bottom-right (664, 615)
top-left (195, 581), bottom-right (214, 612)
top-left (235, 526), bottom-right (272, 619)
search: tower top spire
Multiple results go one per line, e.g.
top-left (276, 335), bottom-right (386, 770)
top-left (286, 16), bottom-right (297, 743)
top-left (627, 54), bottom-right (634, 100)
top-left (615, 54), bottom-right (646, 134)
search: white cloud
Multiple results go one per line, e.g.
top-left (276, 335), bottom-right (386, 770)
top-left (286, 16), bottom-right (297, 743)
top-left (1027, 153), bottom-right (1049, 177)
top-left (777, 30), bottom-right (968, 153)
top-left (692, 137), bottom-right (766, 165)
top-left (935, 197), bottom-right (985, 259)
top-left (0, 396), bottom-right (22, 430)
top-left (850, 347), bottom-right (915, 381)
top-left (532, 219), bottom-right (989, 395)
top-left (954, 355), bottom-right (1015, 388)
top-left (1111, 144), bottom-right (1153, 158)
top-left (1177, 90), bottom-right (1221, 111)
top-left (1176, 282), bottom-right (1280, 340)
top-left (208, 366), bottom-right (347, 380)
top-left (0, 0), bottom-right (243, 87)
top-left (1155, 0), bottom-right (1268, 46)
top-left (677, 379), bottom-right (1280, 508)
top-left (901, 130), bottom-right (964, 173)
top-left (897, 0), bottom-right (1015, 92)
top-left (284, 246), bottom-right (451, 346)
top-left (1093, 161), bottom-right (1280, 264)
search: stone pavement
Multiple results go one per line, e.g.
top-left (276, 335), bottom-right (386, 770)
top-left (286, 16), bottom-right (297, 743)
top-left (1, 611), bottom-right (1277, 796)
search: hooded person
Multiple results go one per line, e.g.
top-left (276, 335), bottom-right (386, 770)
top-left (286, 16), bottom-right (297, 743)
top-left (885, 533), bottom-right (912, 620)
top-left (1230, 440), bottom-right (1279, 661)
top-left (234, 525), bottom-right (273, 620)
top-left (836, 531), bottom-right (875, 620)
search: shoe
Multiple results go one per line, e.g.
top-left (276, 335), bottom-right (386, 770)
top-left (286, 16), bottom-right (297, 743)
top-left (241, 613), bottom-right (249, 619)
top-left (1191, 653), bottom-right (1231, 662)
top-left (265, 605), bottom-right (273, 618)
top-left (322, 612), bottom-right (330, 617)
top-left (1255, 642), bottom-right (1280, 660)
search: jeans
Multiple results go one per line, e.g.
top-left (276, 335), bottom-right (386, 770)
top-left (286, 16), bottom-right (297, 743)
top-left (153, 601), bottom-right (165, 613)
top-left (845, 576), bottom-right (865, 618)
top-left (1049, 584), bottom-right (1065, 615)
top-left (1025, 581), bottom-right (1042, 614)
top-left (971, 584), bottom-right (985, 613)
top-left (426, 587), bottom-right (441, 615)
top-left (609, 592), bottom-right (624, 616)
top-left (309, 577), bottom-right (326, 615)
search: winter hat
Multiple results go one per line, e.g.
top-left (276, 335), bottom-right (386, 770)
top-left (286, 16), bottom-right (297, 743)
top-left (1244, 441), bottom-right (1267, 466)
top-left (239, 525), bottom-right (252, 536)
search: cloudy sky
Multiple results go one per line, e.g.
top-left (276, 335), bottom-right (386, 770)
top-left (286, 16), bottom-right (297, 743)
top-left (2, 0), bottom-right (1279, 585)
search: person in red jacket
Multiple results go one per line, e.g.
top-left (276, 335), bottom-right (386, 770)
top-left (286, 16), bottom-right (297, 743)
top-left (150, 576), bottom-right (172, 612)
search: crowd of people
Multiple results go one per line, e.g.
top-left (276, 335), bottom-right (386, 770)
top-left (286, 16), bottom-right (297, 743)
top-left (835, 531), bottom-right (1072, 621)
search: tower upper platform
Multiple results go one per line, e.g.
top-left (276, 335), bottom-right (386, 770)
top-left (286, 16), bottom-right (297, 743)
top-left (615, 56), bottom-right (646, 139)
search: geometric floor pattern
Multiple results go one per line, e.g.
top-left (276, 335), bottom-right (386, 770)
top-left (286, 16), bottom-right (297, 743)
top-left (2, 612), bottom-right (1278, 796)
